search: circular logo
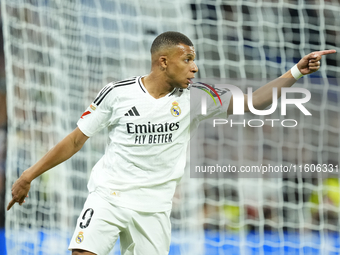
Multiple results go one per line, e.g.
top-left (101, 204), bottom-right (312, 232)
top-left (76, 232), bottom-right (84, 244)
top-left (171, 102), bottom-right (181, 117)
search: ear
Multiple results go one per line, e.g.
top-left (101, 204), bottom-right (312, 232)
top-left (159, 56), bottom-right (168, 70)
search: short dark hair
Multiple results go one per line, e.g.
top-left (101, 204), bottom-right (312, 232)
top-left (150, 31), bottom-right (194, 54)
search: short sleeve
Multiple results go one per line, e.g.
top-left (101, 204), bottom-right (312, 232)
top-left (191, 86), bottom-right (231, 122)
top-left (77, 83), bottom-right (116, 137)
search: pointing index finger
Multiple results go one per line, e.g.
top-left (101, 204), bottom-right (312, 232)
top-left (314, 49), bottom-right (337, 56)
top-left (7, 199), bottom-right (15, 211)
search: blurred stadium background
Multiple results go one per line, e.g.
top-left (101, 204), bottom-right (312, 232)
top-left (1, 0), bottom-right (340, 254)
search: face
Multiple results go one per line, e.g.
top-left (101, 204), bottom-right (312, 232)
top-left (164, 43), bottom-right (198, 89)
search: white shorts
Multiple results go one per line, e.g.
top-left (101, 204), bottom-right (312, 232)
top-left (68, 191), bottom-right (171, 255)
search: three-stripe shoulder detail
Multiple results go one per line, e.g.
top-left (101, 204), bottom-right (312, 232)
top-left (93, 78), bottom-right (136, 106)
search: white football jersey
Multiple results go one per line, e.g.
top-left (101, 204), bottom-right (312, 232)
top-left (77, 76), bottom-right (231, 212)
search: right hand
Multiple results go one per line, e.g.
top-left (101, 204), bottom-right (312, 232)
top-left (7, 171), bottom-right (31, 210)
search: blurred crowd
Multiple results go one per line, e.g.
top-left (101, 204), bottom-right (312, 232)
top-left (0, 14), bottom-right (6, 229)
top-left (183, 0), bottom-right (340, 235)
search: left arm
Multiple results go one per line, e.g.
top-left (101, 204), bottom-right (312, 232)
top-left (227, 50), bottom-right (336, 114)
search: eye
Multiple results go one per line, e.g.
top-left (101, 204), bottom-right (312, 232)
top-left (184, 59), bottom-right (190, 63)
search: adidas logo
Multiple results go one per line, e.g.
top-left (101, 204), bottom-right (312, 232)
top-left (124, 106), bottom-right (140, 116)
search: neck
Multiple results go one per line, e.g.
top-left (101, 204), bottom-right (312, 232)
top-left (142, 72), bottom-right (174, 99)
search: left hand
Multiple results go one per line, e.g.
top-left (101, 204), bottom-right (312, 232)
top-left (297, 50), bottom-right (336, 75)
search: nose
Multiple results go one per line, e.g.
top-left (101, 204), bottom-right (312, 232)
top-left (191, 62), bottom-right (198, 73)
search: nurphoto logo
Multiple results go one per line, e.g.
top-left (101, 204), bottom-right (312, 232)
top-left (199, 83), bottom-right (312, 128)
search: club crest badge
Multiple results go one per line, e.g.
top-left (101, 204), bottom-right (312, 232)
top-left (171, 101), bottom-right (181, 117)
top-left (76, 231), bottom-right (84, 244)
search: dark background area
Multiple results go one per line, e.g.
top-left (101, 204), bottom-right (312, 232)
top-left (0, 8), bottom-right (7, 230)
